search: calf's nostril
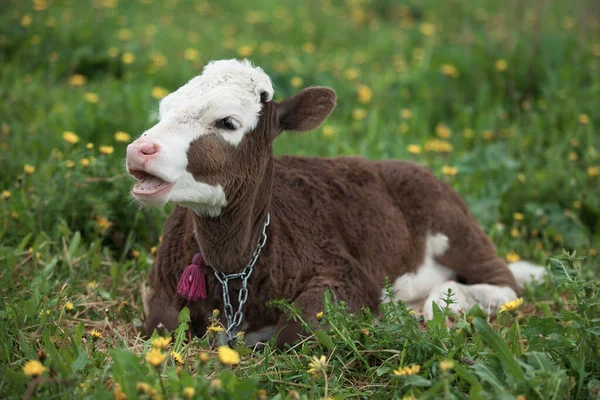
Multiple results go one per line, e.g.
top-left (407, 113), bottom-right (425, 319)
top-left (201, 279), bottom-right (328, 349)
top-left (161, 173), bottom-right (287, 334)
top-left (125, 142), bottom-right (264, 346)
top-left (139, 143), bottom-right (158, 156)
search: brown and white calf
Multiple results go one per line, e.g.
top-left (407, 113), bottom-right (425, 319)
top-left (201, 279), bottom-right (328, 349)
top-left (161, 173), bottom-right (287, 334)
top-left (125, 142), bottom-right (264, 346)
top-left (126, 59), bottom-right (544, 348)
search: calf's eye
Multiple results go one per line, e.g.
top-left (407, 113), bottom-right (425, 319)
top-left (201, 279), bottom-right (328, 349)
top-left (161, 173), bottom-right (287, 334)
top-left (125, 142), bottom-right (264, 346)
top-left (217, 117), bottom-right (239, 131)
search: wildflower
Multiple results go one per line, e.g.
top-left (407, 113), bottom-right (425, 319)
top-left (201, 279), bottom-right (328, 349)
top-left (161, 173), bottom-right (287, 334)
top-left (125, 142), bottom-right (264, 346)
top-left (199, 352), bottom-right (210, 364)
top-left (290, 77), bottom-right (303, 88)
top-left (579, 114), bottom-right (590, 125)
top-left (84, 93), bottom-right (99, 103)
top-left (439, 360), bottom-right (454, 372)
top-left (12, 212), bottom-right (19, 219)
top-left (80, 158), bottom-right (90, 167)
top-left (121, 52), bottom-right (135, 64)
top-left (184, 48), bottom-right (200, 61)
top-left (132, 250), bottom-right (140, 258)
top-left (151, 86), bottom-right (169, 99)
top-left (236, 331), bottom-right (246, 339)
top-left (64, 301), bottom-right (74, 312)
top-left (99, 145), bottom-right (114, 155)
top-left (96, 216), bottom-right (112, 232)
top-left (440, 64), bottom-right (458, 78)
top-left (87, 280), bottom-right (98, 290)
top-left (86, 143), bottom-right (94, 149)
top-left (400, 109), bottom-right (413, 119)
top-left (345, 67), bottom-right (360, 80)
top-left (212, 309), bottom-right (220, 316)
top-left (513, 212), bottom-right (524, 221)
top-left (170, 350), bottom-right (184, 364)
top-left (407, 144), bottom-right (422, 155)
top-left (237, 45), bottom-right (254, 58)
top-left (68, 74), bottom-right (87, 86)
top-left (211, 378), bottom-right (222, 389)
top-left (516, 396), bottom-right (526, 400)
top-left (136, 382), bottom-right (157, 396)
top-left (357, 84), bottom-right (373, 103)
top-left (517, 174), bottom-right (526, 183)
top-left (151, 246), bottom-right (157, 255)
top-left (1, 190), bottom-right (10, 199)
top-left (323, 126), bottom-right (336, 138)
top-left (495, 59), bottom-right (508, 72)
top-left (21, 14), bottom-right (32, 28)
top-left (424, 139), bottom-right (453, 153)
top-left (90, 329), bottom-right (103, 340)
top-left (588, 166), bottom-right (599, 176)
top-left (66, 160), bottom-right (75, 168)
top-left (482, 130), bottom-right (494, 140)
top-left (499, 297), bottom-right (524, 313)
top-left (113, 383), bottom-right (127, 400)
top-left (352, 108), bottom-right (368, 121)
top-left (151, 53), bottom-right (167, 67)
top-left (118, 28), bottom-right (132, 41)
top-left (442, 166), bottom-right (458, 176)
top-left (183, 387), bottom-right (195, 398)
top-left (393, 364), bottom-right (421, 376)
top-left (511, 228), bottom-right (520, 238)
top-left (24, 164), bottom-right (35, 175)
top-left (207, 324), bottom-right (224, 333)
top-left (107, 47), bottom-right (119, 58)
top-left (146, 348), bottom-right (167, 367)
top-left (217, 345), bottom-right (240, 365)
top-left (361, 328), bottom-right (370, 336)
top-left (307, 355), bottom-right (328, 378)
top-left (151, 336), bottom-right (171, 350)
top-left (23, 360), bottom-right (46, 377)
top-left (62, 131), bottom-right (80, 144)
top-left (436, 123), bottom-right (452, 138)
top-left (573, 200), bottom-right (581, 209)
top-left (316, 311), bottom-right (324, 320)
top-left (114, 131), bottom-right (131, 142)
top-left (569, 152), bottom-right (578, 161)
top-left (257, 389), bottom-right (267, 400)
top-left (420, 22), bottom-right (436, 36)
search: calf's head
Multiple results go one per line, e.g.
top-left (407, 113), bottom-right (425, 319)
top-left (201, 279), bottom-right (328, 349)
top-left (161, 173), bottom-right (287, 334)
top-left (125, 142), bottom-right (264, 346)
top-left (126, 59), bottom-right (336, 216)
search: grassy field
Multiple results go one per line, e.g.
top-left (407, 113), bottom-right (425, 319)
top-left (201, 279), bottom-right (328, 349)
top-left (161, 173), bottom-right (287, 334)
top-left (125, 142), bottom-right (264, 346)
top-left (1, 0), bottom-right (599, 398)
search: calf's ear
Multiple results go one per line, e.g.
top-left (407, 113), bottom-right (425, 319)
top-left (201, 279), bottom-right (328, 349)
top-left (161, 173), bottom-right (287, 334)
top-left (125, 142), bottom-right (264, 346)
top-left (275, 86), bottom-right (336, 134)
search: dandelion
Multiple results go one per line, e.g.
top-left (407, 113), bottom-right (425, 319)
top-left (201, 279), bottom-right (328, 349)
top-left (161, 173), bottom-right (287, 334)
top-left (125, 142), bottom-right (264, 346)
top-left (516, 396), bottom-right (526, 400)
top-left (152, 336), bottom-right (172, 350)
top-left (86, 143), bottom-right (94, 149)
top-left (183, 387), bottom-right (195, 399)
top-left (151, 53), bottom-right (167, 67)
top-left (87, 280), bottom-right (98, 290)
top-left (64, 301), bottom-right (74, 312)
top-left (217, 346), bottom-right (240, 365)
top-left (212, 309), bottom-right (220, 316)
top-left (68, 74), bottom-right (87, 86)
top-left (1, 190), bottom-right (10, 199)
top-left (440, 360), bottom-right (454, 372)
top-left (393, 364), bottom-right (421, 376)
top-left (323, 126), bottom-right (336, 138)
top-left (569, 152), bottom-right (578, 161)
top-left (107, 47), bottom-right (119, 58)
top-left (211, 378), bottom-right (222, 389)
top-left (442, 166), bottom-right (458, 176)
top-left (482, 130), bottom-right (494, 140)
top-left (207, 324), bottom-right (224, 333)
top-left (146, 348), bottom-right (167, 367)
top-left (290, 77), bottom-right (303, 88)
top-left (345, 67), bottom-right (360, 80)
top-left (316, 311), bottom-right (324, 320)
top-left (436, 123), bottom-right (452, 138)
top-left (440, 64), bottom-right (458, 78)
top-left (184, 48), bottom-right (200, 61)
top-left (151, 86), bottom-right (169, 99)
top-left (66, 160), bottom-right (75, 168)
top-left (23, 360), bottom-right (46, 377)
top-left (511, 228), bottom-right (520, 238)
top-left (400, 109), bottom-right (413, 119)
top-left (357, 84), bottom-right (373, 103)
top-left (237, 45), bottom-right (254, 58)
top-left (96, 216), bottom-right (112, 232)
top-left (11, 212), bottom-right (19, 219)
top-left (578, 113), bottom-right (590, 125)
top-left (307, 355), bottom-right (328, 378)
top-left (136, 382), bottom-right (157, 395)
top-left (352, 108), bottom-right (368, 121)
top-left (199, 352), bottom-right (210, 364)
top-left (407, 144), bottom-right (422, 155)
top-left (513, 212), bottom-right (524, 221)
top-left (118, 28), bottom-right (132, 41)
top-left (499, 297), bottom-right (524, 313)
top-left (21, 14), bottom-right (32, 28)
top-left (24, 164), bottom-right (35, 175)
top-left (517, 174), bottom-right (526, 183)
top-left (495, 59), bottom-right (508, 72)
top-left (114, 383), bottom-right (127, 400)
top-left (99, 145), bottom-right (114, 155)
top-left (121, 52), bottom-right (135, 64)
top-left (90, 329), bottom-right (103, 340)
top-left (114, 131), bottom-right (131, 142)
top-left (361, 328), bottom-right (370, 336)
top-left (80, 158), bottom-right (90, 167)
top-left (151, 246), bottom-right (157, 255)
top-left (588, 166), bottom-right (599, 176)
top-left (420, 22), bottom-right (436, 36)
top-left (424, 139), bottom-right (453, 153)
top-left (257, 389), bottom-right (267, 400)
top-left (84, 93), bottom-right (99, 103)
top-left (170, 350), bottom-right (184, 364)
top-left (62, 131), bottom-right (80, 144)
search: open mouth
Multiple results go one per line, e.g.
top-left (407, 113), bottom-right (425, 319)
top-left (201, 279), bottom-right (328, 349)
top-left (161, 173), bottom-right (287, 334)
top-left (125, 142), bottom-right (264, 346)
top-left (130, 170), bottom-right (173, 196)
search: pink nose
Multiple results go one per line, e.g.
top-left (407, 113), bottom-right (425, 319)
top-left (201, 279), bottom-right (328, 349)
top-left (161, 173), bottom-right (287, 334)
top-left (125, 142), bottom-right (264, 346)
top-left (126, 140), bottom-right (160, 169)
top-left (139, 143), bottom-right (158, 155)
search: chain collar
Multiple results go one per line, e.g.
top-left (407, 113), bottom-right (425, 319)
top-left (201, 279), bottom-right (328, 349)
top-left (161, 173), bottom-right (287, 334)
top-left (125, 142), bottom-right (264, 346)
top-left (212, 212), bottom-right (270, 346)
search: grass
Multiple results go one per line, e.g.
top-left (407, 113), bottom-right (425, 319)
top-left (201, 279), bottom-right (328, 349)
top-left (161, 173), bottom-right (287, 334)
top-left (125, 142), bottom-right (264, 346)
top-left (0, 0), bottom-right (599, 398)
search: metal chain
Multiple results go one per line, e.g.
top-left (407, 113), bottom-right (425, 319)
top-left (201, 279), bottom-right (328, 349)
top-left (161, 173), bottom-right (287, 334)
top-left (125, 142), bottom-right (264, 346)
top-left (213, 212), bottom-right (270, 345)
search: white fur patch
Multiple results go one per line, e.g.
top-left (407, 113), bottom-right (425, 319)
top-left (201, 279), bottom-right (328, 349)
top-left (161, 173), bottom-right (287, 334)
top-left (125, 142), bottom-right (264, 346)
top-left (508, 261), bottom-right (546, 290)
top-left (216, 323), bottom-right (277, 348)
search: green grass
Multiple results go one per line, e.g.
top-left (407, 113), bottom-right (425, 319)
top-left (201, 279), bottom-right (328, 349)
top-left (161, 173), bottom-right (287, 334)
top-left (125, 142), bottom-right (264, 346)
top-left (0, 0), bottom-right (599, 398)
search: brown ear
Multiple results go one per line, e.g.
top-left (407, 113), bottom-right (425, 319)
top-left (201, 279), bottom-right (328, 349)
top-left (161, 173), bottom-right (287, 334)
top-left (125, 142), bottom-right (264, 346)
top-left (275, 86), bottom-right (336, 134)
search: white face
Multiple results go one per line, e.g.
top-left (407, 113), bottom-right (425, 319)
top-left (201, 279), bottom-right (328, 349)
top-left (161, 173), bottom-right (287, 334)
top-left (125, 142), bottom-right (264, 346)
top-left (125, 59), bottom-right (274, 216)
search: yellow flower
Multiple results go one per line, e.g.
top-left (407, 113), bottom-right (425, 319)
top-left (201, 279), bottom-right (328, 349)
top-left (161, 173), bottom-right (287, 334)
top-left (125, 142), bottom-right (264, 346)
top-left (357, 84), bottom-right (373, 103)
top-left (345, 67), bottom-right (360, 80)
top-left (24, 164), bottom-right (35, 175)
top-left (499, 297), bottom-right (524, 313)
top-left (96, 216), bottom-right (112, 232)
top-left (64, 301), bottom-right (74, 311)
top-left (114, 383), bottom-right (127, 400)
top-left (199, 352), bottom-right (210, 364)
top-left (87, 280), bottom-right (98, 290)
top-left (151, 336), bottom-right (171, 350)
top-left (146, 348), bottom-right (167, 367)
top-left (86, 143), bottom-right (94, 149)
top-left (151, 53), bottom-right (167, 67)
top-left (66, 160), bottom-right (75, 168)
top-left (183, 387), bottom-right (195, 399)
top-left (68, 74), bottom-right (87, 86)
top-left (211, 378), bottom-right (222, 389)
top-left (361, 328), bottom-right (370, 336)
top-left (80, 158), bottom-right (90, 167)
top-left (352, 108), bottom-right (368, 121)
top-left (420, 22), bottom-right (436, 36)
top-left (62, 131), bottom-right (80, 144)
top-left (184, 48), bottom-right (200, 61)
top-left (307, 355), bottom-right (328, 378)
top-left (424, 139), bottom-right (453, 153)
top-left (436, 123), bottom-right (452, 138)
top-left (513, 212), bottom-right (524, 221)
top-left (323, 126), bottom-right (336, 138)
top-left (118, 28), bottom-right (132, 41)
top-left (212, 309), bottom-right (220, 316)
top-left (151, 86), bottom-right (169, 99)
top-left (517, 174), bottom-right (527, 183)
top-left (237, 45), bottom-right (254, 58)
top-left (99, 145), bottom-right (114, 155)
top-left (136, 382), bottom-right (157, 395)
top-left (495, 59), bottom-right (508, 72)
top-left (511, 228), bottom-right (520, 238)
top-left (84, 92), bottom-right (99, 103)
top-left (90, 329), bottom-right (103, 340)
top-left (1, 190), bottom-right (10, 199)
top-left (21, 14), bottom-right (32, 28)
top-left (440, 360), bottom-right (454, 372)
top-left (588, 166), bottom-right (599, 176)
top-left (132, 250), bottom-right (140, 258)
top-left (121, 52), bottom-right (135, 64)
top-left (482, 130), bottom-right (494, 140)
top-left (150, 246), bottom-right (157, 255)
top-left (440, 64), bottom-right (459, 78)
top-left (217, 346), bottom-right (240, 365)
top-left (516, 396), bottom-right (526, 400)
top-left (393, 364), bottom-right (421, 376)
top-left (442, 166), bottom-right (458, 176)
top-left (290, 77), bottom-right (303, 88)
top-left (114, 131), bottom-right (131, 142)
top-left (569, 152), bottom-right (578, 161)
top-left (207, 324), bottom-right (224, 333)
top-left (23, 360), bottom-right (46, 377)
top-left (107, 47), bottom-right (119, 58)
top-left (316, 311), bottom-right (324, 320)
top-left (578, 113), bottom-right (590, 125)
top-left (170, 350), bottom-right (184, 364)
top-left (407, 144), bottom-right (422, 155)
top-left (400, 109), bottom-right (413, 119)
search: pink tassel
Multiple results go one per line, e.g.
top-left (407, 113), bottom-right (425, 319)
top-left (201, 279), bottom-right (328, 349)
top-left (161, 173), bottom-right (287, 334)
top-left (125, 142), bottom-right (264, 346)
top-left (177, 253), bottom-right (207, 301)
